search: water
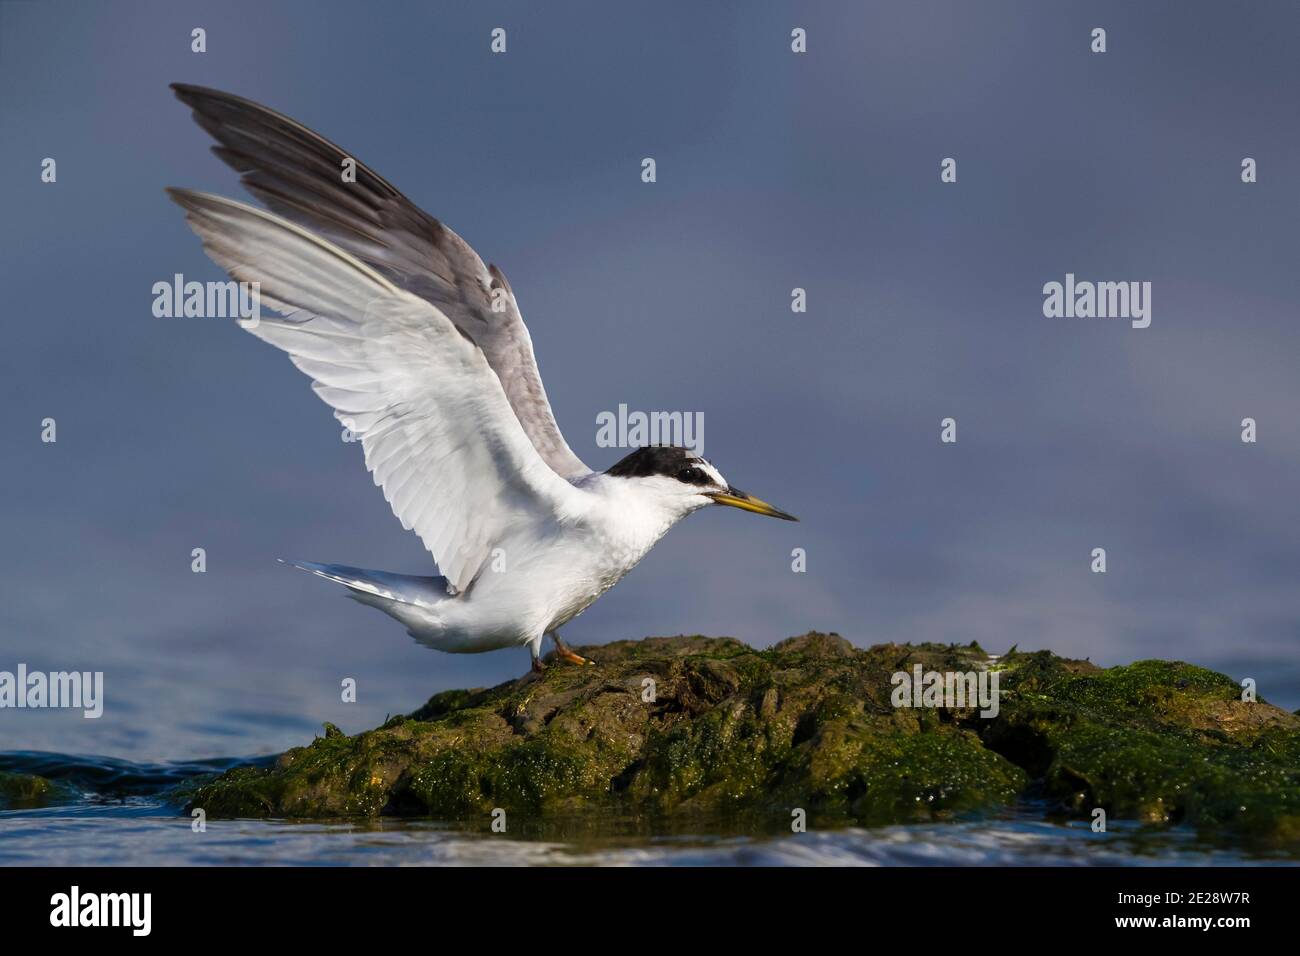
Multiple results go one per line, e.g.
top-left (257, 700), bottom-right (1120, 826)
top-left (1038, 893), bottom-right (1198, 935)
top-left (2, 752), bottom-right (1294, 866)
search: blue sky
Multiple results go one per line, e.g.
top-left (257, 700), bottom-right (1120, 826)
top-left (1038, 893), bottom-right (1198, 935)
top-left (2, 0), bottom-right (1298, 759)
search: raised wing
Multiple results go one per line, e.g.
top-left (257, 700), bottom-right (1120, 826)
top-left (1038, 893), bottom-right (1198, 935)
top-left (171, 83), bottom-right (591, 480)
top-left (167, 189), bottom-right (587, 593)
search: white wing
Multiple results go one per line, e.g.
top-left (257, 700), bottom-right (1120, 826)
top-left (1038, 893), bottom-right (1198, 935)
top-left (171, 84), bottom-right (592, 480)
top-left (168, 189), bottom-right (587, 593)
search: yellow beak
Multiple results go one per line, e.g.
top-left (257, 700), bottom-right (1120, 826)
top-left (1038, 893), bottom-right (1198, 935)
top-left (706, 486), bottom-right (798, 521)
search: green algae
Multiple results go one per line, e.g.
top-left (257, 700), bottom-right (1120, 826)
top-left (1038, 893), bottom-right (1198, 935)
top-left (185, 633), bottom-right (1300, 849)
top-left (0, 771), bottom-right (65, 809)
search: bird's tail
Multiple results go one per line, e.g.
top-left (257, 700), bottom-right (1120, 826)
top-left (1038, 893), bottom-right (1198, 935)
top-left (280, 560), bottom-right (450, 609)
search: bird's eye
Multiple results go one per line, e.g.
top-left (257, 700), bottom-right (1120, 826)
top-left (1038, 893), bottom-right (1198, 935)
top-left (677, 467), bottom-right (703, 484)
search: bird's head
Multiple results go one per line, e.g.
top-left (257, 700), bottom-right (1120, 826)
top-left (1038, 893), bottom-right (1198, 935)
top-left (604, 446), bottom-right (797, 522)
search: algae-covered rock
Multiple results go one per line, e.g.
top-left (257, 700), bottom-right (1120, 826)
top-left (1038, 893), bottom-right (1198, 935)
top-left (186, 634), bottom-right (1300, 845)
top-left (0, 770), bottom-right (66, 809)
top-left (975, 651), bottom-right (1300, 842)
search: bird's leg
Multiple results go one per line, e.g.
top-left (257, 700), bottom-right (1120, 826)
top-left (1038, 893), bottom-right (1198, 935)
top-left (529, 637), bottom-right (547, 674)
top-left (549, 631), bottom-right (595, 666)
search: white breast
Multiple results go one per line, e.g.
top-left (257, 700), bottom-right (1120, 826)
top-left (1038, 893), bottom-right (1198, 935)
top-left (412, 473), bottom-right (696, 652)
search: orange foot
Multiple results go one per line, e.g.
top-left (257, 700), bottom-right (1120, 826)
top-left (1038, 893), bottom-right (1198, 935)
top-left (552, 634), bottom-right (595, 666)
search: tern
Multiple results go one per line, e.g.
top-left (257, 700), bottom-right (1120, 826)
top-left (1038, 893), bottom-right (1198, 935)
top-left (166, 84), bottom-right (796, 673)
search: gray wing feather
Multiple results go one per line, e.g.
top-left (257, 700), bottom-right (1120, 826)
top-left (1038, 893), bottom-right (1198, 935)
top-left (171, 83), bottom-right (591, 480)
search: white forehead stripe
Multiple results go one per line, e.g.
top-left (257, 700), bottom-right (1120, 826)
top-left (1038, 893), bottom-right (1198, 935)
top-left (694, 460), bottom-right (725, 486)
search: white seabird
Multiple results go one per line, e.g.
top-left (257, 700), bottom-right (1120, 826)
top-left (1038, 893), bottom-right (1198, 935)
top-left (167, 85), bottom-right (796, 673)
